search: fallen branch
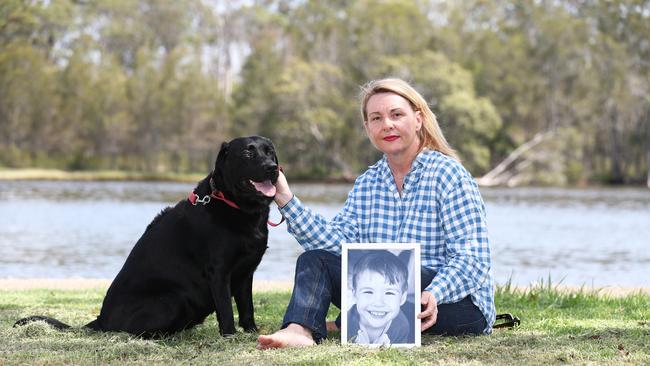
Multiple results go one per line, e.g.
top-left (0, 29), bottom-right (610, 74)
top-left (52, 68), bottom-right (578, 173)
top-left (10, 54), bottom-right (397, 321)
top-left (476, 130), bottom-right (553, 186)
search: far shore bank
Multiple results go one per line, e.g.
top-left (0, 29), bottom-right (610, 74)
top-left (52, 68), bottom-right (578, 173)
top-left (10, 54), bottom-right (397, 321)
top-left (2, 167), bottom-right (648, 187)
top-left (0, 168), bottom-right (204, 183)
top-left (1, 278), bottom-right (648, 296)
top-left (0, 168), bottom-right (356, 184)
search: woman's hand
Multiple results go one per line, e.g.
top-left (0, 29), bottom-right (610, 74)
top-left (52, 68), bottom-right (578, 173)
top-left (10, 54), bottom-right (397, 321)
top-left (418, 291), bottom-right (438, 332)
top-left (273, 171), bottom-right (293, 208)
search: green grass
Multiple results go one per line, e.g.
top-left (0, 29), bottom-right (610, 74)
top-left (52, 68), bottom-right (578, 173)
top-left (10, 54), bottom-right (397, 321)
top-left (1, 284), bottom-right (649, 365)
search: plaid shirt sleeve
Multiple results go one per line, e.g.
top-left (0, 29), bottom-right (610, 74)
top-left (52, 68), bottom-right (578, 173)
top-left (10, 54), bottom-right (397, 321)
top-left (278, 151), bottom-right (495, 332)
top-left (278, 189), bottom-right (360, 254)
top-left (425, 176), bottom-right (492, 304)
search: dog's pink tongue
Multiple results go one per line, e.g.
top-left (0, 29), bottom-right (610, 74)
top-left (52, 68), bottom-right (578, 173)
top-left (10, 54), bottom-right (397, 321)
top-left (252, 180), bottom-right (276, 197)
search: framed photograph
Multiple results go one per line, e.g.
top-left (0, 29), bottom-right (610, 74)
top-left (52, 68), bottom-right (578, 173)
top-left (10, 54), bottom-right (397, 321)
top-left (341, 243), bottom-right (421, 347)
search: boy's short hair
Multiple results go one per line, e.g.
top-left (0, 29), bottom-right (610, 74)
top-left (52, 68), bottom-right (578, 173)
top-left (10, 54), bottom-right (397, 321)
top-left (352, 250), bottom-right (408, 293)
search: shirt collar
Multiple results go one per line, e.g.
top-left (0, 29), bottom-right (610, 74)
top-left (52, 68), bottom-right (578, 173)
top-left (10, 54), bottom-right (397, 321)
top-left (370, 149), bottom-right (430, 175)
top-left (369, 149), bottom-right (432, 192)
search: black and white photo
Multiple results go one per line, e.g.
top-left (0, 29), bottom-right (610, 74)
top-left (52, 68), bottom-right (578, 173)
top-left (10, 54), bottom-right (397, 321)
top-left (342, 243), bottom-right (421, 347)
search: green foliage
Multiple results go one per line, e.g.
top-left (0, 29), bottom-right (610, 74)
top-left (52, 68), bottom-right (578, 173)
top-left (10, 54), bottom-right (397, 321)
top-left (437, 0), bottom-right (650, 185)
top-left (0, 0), bottom-right (648, 184)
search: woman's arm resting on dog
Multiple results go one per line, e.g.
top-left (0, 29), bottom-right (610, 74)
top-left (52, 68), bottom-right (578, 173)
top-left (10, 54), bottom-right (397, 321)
top-left (273, 171), bottom-right (293, 208)
top-left (274, 172), bottom-right (360, 254)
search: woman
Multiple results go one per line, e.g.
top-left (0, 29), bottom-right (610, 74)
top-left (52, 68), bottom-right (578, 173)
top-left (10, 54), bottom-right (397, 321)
top-left (257, 78), bottom-right (495, 349)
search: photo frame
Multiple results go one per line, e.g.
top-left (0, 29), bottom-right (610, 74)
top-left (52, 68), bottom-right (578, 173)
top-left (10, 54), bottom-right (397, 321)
top-left (341, 243), bottom-right (421, 347)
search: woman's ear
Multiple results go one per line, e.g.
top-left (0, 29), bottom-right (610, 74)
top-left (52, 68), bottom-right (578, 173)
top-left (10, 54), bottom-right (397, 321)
top-left (415, 110), bottom-right (423, 132)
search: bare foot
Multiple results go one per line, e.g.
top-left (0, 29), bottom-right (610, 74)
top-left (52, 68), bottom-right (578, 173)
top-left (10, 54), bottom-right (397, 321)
top-left (256, 323), bottom-right (316, 349)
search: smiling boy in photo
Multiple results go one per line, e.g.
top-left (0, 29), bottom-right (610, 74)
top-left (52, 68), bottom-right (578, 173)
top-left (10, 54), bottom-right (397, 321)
top-left (347, 250), bottom-right (412, 345)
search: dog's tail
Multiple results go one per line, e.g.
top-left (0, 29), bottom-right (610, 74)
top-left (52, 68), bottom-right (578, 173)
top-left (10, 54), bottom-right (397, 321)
top-left (14, 316), bottom-right (72, 330)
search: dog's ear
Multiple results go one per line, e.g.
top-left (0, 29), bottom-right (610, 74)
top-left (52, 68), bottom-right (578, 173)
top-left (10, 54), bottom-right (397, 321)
top-left (215, 141), bottom-right (230, 170)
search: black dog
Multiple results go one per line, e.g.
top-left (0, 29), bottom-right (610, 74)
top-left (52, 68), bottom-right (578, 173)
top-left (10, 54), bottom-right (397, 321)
top-left (15, 136), bottom-right (280, 337)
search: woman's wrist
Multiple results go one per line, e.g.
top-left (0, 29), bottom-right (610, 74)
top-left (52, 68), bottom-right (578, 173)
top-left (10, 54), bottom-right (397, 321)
top-left (273, 171), bottom-right (293, 208)
top-left (274, 191), bottom-right (293, 208)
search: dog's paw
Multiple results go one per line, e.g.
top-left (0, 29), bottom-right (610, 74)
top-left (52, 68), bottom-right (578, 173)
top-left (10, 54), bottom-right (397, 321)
top-left (219, 327), bottom-right (237, 337)
top-left (239, 320), bottom-right (258, 333)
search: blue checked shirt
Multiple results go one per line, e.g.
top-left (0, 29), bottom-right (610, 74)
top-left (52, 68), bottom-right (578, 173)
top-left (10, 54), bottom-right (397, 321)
top-left (279, 150), bottom-right (496, 333)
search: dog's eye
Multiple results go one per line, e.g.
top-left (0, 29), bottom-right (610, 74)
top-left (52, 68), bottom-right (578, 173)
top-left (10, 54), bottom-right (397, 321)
top-left (242, 150), bottom-right (253, 159)
top-left (265, 147), bottom-right (275, 155)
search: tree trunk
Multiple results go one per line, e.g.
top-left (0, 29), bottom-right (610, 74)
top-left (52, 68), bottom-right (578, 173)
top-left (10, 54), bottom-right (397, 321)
top-left (646, 148), bottom-right (650, 189)
top-left (607, 104), bottom-right (625, 184)
top-left (476, 131), bottom-right (552, 186)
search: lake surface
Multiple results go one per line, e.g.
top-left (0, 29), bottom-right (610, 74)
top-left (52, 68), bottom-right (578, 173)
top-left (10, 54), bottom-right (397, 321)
top-left (1, 181), bottom-right (649, 287)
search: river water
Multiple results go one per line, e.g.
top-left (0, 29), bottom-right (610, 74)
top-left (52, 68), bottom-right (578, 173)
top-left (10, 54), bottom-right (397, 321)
top-left (1, 181), bottom-right (649, 287)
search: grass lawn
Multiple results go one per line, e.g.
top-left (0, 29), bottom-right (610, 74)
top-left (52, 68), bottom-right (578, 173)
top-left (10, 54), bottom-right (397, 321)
top-left (1, 283), bottom-right (648, 365)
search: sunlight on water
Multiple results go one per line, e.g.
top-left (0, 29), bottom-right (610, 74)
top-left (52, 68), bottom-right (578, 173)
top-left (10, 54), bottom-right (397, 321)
top-left (1, 181), bottom-right (649, 286)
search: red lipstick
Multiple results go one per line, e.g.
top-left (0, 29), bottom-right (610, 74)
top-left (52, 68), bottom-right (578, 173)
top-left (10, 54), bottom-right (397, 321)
top-left (383, 135), bottom-right (399, 142)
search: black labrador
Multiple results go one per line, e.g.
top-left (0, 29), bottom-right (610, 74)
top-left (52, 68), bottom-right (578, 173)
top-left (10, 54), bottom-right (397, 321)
top-left (15, 136), bottom-right (280, 337)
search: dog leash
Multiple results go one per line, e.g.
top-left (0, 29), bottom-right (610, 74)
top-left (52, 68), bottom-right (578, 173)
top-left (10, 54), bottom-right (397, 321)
top-left (189, 178), bottom-right (285, 227)
top-left (188, 179), bottom-right (240, 209)
top-left (267, 215), bottom-right (285, 227)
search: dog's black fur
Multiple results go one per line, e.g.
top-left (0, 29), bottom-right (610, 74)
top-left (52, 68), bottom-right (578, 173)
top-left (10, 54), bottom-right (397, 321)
top-left (15, 136), bottom-right (279, 337)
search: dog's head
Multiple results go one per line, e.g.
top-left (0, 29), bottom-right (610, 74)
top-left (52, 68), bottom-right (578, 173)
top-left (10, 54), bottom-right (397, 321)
top-left (213, 136), bottom-right (279, 210)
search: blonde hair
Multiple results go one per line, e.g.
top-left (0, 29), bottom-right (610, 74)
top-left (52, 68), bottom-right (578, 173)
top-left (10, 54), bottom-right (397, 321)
top-left (359, 78), bottom-right (459, 161)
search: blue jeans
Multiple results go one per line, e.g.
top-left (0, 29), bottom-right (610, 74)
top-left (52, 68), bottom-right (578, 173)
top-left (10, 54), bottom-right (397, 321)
top-left (281, 249), bottom-right (487, 342)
